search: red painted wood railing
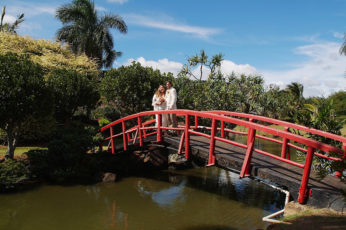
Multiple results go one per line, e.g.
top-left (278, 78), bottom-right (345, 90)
top-left (100, 110), bottom-right (346, 204)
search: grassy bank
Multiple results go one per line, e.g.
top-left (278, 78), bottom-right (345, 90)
top-left (267, 202), bottom-right (346, 230)
top-left (0, 146), bottom-right (47, 158)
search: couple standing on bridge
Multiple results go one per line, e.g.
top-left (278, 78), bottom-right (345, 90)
top-left (152, 81), bottom-right (178, 130)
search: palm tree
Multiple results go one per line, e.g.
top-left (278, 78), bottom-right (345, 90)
top-left (56, 0), bottom-right (127, 69)
top-left (286, 82), bottom-right (304, 105)
top-left (0, 6), bottom-right (24, 33)
top-left (180, 50), bottom-right (223, 81)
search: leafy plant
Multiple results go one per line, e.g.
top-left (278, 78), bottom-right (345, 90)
top-left (47, 68), bottom-right (100, 124)
top-left (0, 159), bottom-right (28, 191)
top-left (0, 33), bottom-right (98, 75)
top-left (99, 61), bottom-right (174, 115)
top-left (26, 125), bottom-right (99, 182)
top-left (297, 98), bottom-right (345, 178)
top-left (0, 52), bottom-right (53, 158)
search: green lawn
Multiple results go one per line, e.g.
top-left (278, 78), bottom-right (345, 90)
top-left (0, 146), bottom-right (47, 158)
top-left (341, 124), bottom-right (346, 137)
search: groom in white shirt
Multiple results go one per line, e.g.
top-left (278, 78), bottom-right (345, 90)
top-left (165, 81), bottom-right (178, 129)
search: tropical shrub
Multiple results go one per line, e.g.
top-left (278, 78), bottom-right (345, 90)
top-left (99, 61), bottom-right (174, 115)
top-left (0, 159), bottom-right (28, 191)
top-left (47, 68), bottom-right (100, 124)
top-left (26, 125), bottom-right (99, 182)
top-left (91, 105), bottom-right (121, 122)
top-left (297, 98), bottom-right (345, 178)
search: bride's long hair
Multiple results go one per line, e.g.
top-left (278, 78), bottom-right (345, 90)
top-left (155, 85), bottom-right (165, 97)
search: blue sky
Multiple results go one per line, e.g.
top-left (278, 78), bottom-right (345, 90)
top-left (2, 0), bottom-right (346, 97)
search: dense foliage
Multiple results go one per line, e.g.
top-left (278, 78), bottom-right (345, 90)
top-left (47, 68), bottom-right (100, 124)
top-left (0, 33), bottom-right (98, 75)
top-left (0, 52), bottom-right (53, 158)
top-left (0, 159), bottom-right (28, 191)
top-left (0, 33), bottom-right (100, 156)
top-left (99, 62), bottom-right (174, 115)
top-left (27, 125), bottom-right (98, 183)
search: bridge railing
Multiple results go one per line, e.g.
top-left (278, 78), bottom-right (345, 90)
top-left (100, 109), bottom-right (346, 204)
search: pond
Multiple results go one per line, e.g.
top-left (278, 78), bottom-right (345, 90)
top-left (0, 166), bottom-right (285, 230)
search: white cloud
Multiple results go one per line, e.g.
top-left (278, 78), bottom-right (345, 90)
top-left (95, 6), bottom-right (107, 12)
top-left (333, 32), bottom-right (344, 39)
top-left (2, 14), bottom-right (16, 24)
top-left (261, 42), bottom-right (346, 97)
top-left (122, 57), bottom-right (183, 75)
top-left (121, 57), bottom-right (257, 79)
top-left (221, 60), bottom-right (258, 76)
top-left (107, 0), bottom-right (129, 4)
top-left (124, 14), bottom-right (222, 39)
top-left (189, 61), bottom-right (257, 80)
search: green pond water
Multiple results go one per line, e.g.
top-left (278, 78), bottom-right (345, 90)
top-left (0, 166), bottom-right (285, 230)
top-left (0, 133), bottom-right (300, 230)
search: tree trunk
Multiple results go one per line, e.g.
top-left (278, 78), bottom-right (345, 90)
top-left (5, 127), bottom-right (16, 159)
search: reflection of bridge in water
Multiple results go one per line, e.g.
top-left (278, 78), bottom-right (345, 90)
top-left (100, 110), bottom-right (346, 211)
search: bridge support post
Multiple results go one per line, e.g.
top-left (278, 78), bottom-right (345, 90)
top-left (208, 119), bottom-right (218, 166)
top-left (335, 142), bottom-right (346, 178)
top-left (157, 114), bottom-right (162, 143)
top-left (221, 120), bottom-right (225, 138)
top-left (110, 126), bottom-right (115, 154)
top-left (240, 123), bottom-right (256, 178)
top-left (298, 146), bottom-right (314, 204)
top-left (194, 115), bottom-right (199, 131)
top-left (122, 121), bottom-right (128, 151)
top-left (185, 115), bottom-right (190, 159)
top-left (178, 131), bottom-right (185, 154)
top-left (281, 127), bottom-right (290, 159)
top-left (137, 117), bottom-right (143, 147)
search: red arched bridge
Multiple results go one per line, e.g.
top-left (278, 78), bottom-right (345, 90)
top-left (100, 110), bottom-right (346, 206)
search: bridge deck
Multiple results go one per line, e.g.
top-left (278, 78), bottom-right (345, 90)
top-left (163, 134), bottom-right (346, 211)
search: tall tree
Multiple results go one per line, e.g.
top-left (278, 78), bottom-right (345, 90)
top-left (179, 50), bottom-right (223, 81)
top-left (56, 0), bottom-right (127, 69)
top-left (0, 52), bottom-right (52, 159)
top-left (0, 6), bottom-right (24, 33)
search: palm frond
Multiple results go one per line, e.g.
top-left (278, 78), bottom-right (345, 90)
top-left (99, 14), bottom-right (127, 33)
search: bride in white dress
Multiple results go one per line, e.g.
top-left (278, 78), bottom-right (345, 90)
top-left (152, 85), bottom-right (168, 127)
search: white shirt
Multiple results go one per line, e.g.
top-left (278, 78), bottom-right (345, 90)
top-left (165, 87), bottom-right (177, 110)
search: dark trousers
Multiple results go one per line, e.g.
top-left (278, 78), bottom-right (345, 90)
top-left (167, 113), bottom-right (177, 128)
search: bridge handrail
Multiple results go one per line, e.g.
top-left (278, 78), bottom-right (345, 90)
top-left (101, 110), bottom-right (345, 155)
top-left (206, 110), bottom-right (346, 144)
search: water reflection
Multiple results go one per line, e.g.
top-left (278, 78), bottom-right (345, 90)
top-left (0, 167), bottom-right (284, 230)
top-left (137, 180), bottom-right (186, 207)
